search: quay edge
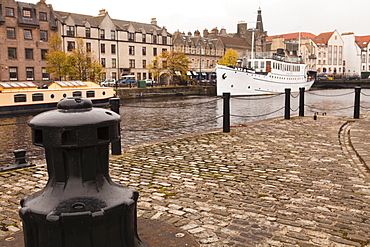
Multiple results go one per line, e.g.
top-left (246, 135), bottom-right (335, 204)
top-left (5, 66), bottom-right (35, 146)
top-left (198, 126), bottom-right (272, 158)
top-left (114, 86), bottom-right (216, 99)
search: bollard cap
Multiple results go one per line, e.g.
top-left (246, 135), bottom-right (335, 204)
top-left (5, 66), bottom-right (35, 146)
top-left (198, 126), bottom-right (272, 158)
top-left (28, 97), bottom-right (121, 148)
top-left (57, 97), bottom-right (93, 111)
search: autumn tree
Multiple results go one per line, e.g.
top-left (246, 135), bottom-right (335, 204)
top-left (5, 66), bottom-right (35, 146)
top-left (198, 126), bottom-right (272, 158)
top-left (45, 34), bottom-right (70, 80)
top-left (218, 48), bottom-right (239, 67)
top-left (147, 51), bottom-right (190, 85)
top-left (46, 35), bottom-right (103, 82)
top-left (68, 38), bottom-right (103, 81)
top-left (146, 56), bottom-right (162, 84)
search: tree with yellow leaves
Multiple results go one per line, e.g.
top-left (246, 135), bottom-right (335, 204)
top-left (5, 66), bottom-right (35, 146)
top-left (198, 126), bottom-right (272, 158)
top-left (218, 48), bottom-right (239, 67)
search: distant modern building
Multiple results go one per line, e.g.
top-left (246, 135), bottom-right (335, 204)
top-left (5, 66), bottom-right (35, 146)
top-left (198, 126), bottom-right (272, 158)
top-left (0, 0), bottom-right (57, 84)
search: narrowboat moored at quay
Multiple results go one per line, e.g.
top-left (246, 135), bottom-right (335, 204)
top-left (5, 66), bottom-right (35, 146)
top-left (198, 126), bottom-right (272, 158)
top-left (0, 81), bottom-right (115, 115)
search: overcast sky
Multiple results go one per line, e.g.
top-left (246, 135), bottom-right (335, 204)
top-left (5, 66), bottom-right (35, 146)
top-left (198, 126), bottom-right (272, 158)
top-left (35, 0), bottom-right (369, 36)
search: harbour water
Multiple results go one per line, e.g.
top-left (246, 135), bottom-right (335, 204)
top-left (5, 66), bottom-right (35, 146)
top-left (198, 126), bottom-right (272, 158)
top-left (0, 88), bottom-right (369, 167)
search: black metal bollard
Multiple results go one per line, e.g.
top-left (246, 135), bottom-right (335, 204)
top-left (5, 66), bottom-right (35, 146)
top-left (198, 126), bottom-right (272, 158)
top-left (223, 92), bottom-right (230, 133)
top-left (299, 87), bottom-right (305, 117)
top-left (0, 150), bottom-right (35, 172)
top-left (110, 98), bottom-right (122, 155)
top-left (20, 97), bottom-right (147, 247)
top-left (284, 88), bottom-right (291, 120)
top-left (354, 86), bottom-right (361, 119)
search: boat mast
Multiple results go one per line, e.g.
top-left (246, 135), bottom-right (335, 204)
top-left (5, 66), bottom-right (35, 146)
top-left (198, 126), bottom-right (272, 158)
top-left (248, 28), bottom-right (258, 60)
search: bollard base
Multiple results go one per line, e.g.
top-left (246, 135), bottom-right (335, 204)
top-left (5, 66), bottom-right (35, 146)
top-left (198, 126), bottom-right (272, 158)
top-left (0, 162), bottom-right (35, 172)
top-left (0, 218), bottom-right (200, 247)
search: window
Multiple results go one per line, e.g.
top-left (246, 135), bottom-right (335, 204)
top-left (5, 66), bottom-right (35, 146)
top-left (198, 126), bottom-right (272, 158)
top-left (128, 32), bottom-right (135, 41)
top-left (40, 30), bottom-right (48, 41)
top-left (67, 26), bottom-right (74, 37)
top-left (41, 49), bottom-right (48, 60)
top-left (142, 34), bottom-right (146, 43)
top-left (9, 67), bottom-right (18, 80)
top-left (111, 44), bottom-right (116, 54)
top-left (39, 12), bottom-right (47, 21)
top-left (162, 36), bottom-right (167, 45)
top-left (153, 35), bottom-right (157, 44)
top-left (67, 41), bottom-right (75, 51)
top-left (111, 30), bottom-right (115, 40)
top-left (7, 27), bottom-right (15, 39)
top-left (112, 58), bottom-right (116, 68)
top-left (6, 7), bottom-right (14, 17)
top-left (101, 44), bottom-right (105, 53)
top-left (142, 47), bottom-right (146, 56)
top-left (333, 46), bottom-right (337, 66)
top-left (112, 72), bottom-right (117, 80)
top-left (42, 67), bottom-right (49, 80)
top-left (25, 49), bottom-right (33, 59)
top-left (153, 47), bottom-right (157, 56)
top-left (8, 47), bottom-right (17, 59)
top-left (328, 46), bottom-right (332, 65)
top-left (143, 60), bottom-right (146, 68)
top-left (24, 29), bottom-right (32, 39)
top-left (73, 91), bottom-right (82, 97)
top-left (100, 29), bottom-right (105, 39)
top-left (86, 91), bottom-right (95, 98)
top-left (32, 93), bottom-right (44, 102)
top-left (86, 43), bottom-right (91, 52)
top-left (26, 67), bottom-right (34, 80)
top-left (22, 8), bottom-right (32, 18)
top-left (101, 58), bottom-right (106, 67)
top-left (129, 46), bottom-right (135, 55)
top-left (14, 94), bottom-right (27, 103)
top-left (129, 59), bottom-right (135, 68)
top-left (85, 28), bottom-right (91, 38)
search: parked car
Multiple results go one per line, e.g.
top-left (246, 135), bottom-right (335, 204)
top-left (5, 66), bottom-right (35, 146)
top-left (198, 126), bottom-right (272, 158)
top-left (317, 74), bottom-right (333, 81)
top-left (118, 78), bottom-right (137, 87)
top-left (145, 79), bottom-right (157, 86)
top-left (100, 79), bottom-right (116, 87)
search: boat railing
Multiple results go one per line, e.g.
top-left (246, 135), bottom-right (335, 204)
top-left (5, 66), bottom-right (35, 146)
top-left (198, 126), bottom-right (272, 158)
top-left (243, 52), bottom-right (303, 64)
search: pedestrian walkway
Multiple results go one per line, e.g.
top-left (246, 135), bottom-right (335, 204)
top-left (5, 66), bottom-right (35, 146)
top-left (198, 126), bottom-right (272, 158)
top-left (0, 114), bottom-right (369, 246)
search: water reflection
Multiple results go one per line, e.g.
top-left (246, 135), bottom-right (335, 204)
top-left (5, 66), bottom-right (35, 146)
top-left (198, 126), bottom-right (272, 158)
top-left (0, 89), bottom-right (369, 166)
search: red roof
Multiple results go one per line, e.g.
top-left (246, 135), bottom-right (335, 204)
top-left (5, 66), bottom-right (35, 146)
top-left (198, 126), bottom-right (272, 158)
top-left (266, 32), bottom-right (316, 42)
top-left (355, 35), bottom-right (370, 48)
top-left (313, 32), bottom-right (334, 45)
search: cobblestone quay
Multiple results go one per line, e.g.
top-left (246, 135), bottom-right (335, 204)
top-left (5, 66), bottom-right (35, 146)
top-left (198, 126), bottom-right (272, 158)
top-left (0, 114), bottom-right (369, 246)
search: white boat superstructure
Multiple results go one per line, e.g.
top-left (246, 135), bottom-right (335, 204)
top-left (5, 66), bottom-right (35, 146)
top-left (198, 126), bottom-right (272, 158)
top-left (216, 55), bottom-right (315, 96)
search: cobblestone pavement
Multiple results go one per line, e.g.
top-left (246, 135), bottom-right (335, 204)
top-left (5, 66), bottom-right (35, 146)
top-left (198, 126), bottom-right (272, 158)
top-left (0, 114), bottom-right (370, 246)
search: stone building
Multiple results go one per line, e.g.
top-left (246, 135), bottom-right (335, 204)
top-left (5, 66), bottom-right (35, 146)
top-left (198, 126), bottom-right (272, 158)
top-left (0, 0), bottom-right (57, 84)
top-left (172, 30), bottom-right (224, 82)
top-left (54, 10), bottom-right (171, 81)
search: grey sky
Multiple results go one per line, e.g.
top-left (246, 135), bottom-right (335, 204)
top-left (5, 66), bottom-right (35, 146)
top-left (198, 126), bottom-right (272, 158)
top-left (35, 0), bottom-right (369, 36)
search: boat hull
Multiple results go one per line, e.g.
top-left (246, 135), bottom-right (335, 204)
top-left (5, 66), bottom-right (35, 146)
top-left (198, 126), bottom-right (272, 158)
top-left (216, 65), bottom-right (315, 96)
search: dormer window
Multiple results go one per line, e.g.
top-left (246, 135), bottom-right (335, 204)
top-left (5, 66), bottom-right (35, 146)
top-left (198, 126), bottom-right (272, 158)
top-left (39, 12), bottom-right (47, 21)
top-left (128, 32), bottom-right (135, 41)
top-left (67, 26), bottom-right (75, 37)
top-left (22, 8), bottom-right (32, 18)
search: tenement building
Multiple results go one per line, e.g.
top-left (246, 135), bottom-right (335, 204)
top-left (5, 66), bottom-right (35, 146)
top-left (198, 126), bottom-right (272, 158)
top-left (0, 0), bottom-right (57, 83)
top-left (54, 10), bottom-right (171, 81)
top-left (0, 0), bottom-right (171, 83)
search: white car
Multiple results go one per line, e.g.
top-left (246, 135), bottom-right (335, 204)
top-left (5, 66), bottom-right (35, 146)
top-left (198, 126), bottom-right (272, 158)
top-left (100, 79), bottom-right (116, 87)
top-left (145, 79), bottom-right (156, 86)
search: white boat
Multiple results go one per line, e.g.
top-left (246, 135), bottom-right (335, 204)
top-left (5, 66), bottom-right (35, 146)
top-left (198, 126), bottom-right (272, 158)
top-left (216, 55), bottom-right (315, 96)
top-left (0, 81), bottom-right (115, 115)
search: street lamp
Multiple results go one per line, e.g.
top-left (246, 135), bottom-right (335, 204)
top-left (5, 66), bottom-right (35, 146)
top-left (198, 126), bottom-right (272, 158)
top-left (197, 44), bottom-right (202, 85)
